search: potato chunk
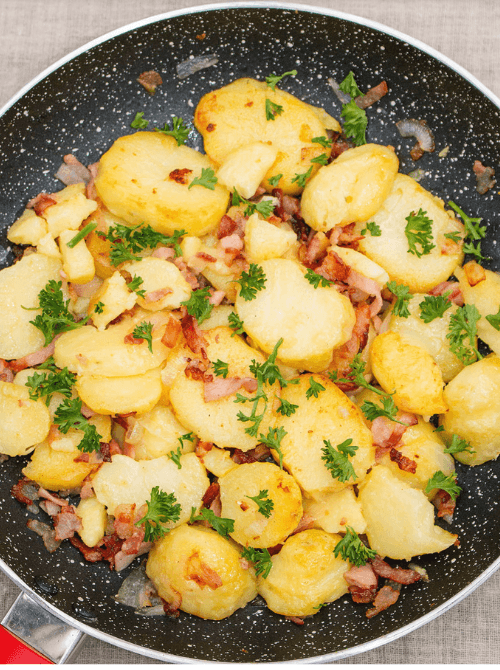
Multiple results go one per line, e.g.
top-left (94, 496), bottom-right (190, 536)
top-left (244, 214), bottom-right (297, 262)
top-left (216, 141), bottom-right (278, 198)
top-left (95, 131), bottom-right (230, 237)
top-left (370, 331), bottom-right (447, 415)
top-left (257, 529), bottom-right (349, 617)
top-left (169, 327), bottom-right (278, 451)
top-left (301, 144), bottom-right (399, 231)
top-left (23, 441), bottom-right (95, 490)
top-left (358, 465), bottom-right (457, 560)
top-left (235, 259), bottom-right (355, 372)
top-left (194, 78), bottom-right (336, 195)
top-left (7, 209), bottom-right (47, 246)
top-left (302, 487), bottom-right (366, 535)
top-left (146, 524), bottom-right (257, 620)
top-left (0, 381), bottom-right (50, 456)
top-left (126, 405), bottom-right (195, 460)
top-left (122, 257), bottom-right (191, 311)
top-left (219, 462), bottom-right (303, 548)
top-left (277, 375), bottom-right (375, 498)
top-left (441, 355), bottom-right (500, 465)
top-left (357, 174), bottom-right (464, 293)
top-left (0, 253), bottom-right (63, 360)
top-left (89, 271), bottom-right (137, 331)
top-left (455, 265), bottom-right (500, 356)
top-left (58, 229), bottom-right (95, 284)
top-left (76, 497), bottom-right (107, 547)
top-left (43, 184), bottom-right (98, 238)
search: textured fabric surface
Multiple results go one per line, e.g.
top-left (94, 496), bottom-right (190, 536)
top-left (1, 0), bottom-right (500, 664)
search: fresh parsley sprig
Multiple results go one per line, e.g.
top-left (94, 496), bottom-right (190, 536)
top-left (328, 354), bottom-right (384, 396)
top-left (232, 189), bottom-right (275, 218)
top-left (180, 287), bottom-right (213, 324)
top-left (312, 136), bottom-right (332, 148)
top-left (444, 434), bottom-right (476, 455)
top-left (25, 280), bottom-right (87, 346)
top-left (235, 264), bottom-right (267, 301)
top-left (188, 167), bottom-right (218, 191)
top-left (127, 275), bottom-right (146, 298)
top-left (94, 301), bottom-right (104, 315)
top-left (447, 201), bottom-right (488, 261)
top-left (334, 526), bottom-right (377, 566)
top-left (291, 166), bottom-right (313, 188)
top-left (418, 293), bottom-right (451, 323)
top-left (305, 268), bottom-right (332, 288)
top-left (178, 432), bottom-right (195, 449)
top-left (425, 471), bottom-right (461, 500)
top-left (246, 490), bottom-right (274, 518)
top-left (311, 153), bottom-right (329, 166)
top-left (446, 304), bottom-right (482, 365)
top-left (486, 307), bottom-right (500, 331)
top-left (276, 397), bottom-right (298, 417)
top-left (265, 70), bottom-right (297, 91)
top-left (190, 508), bottom-right (235, 538)
top-left (360, 395), bottom-right (405, 424)
top-left (136, 487), bottom-right (181, 542)
top-left (53, 397), bottom-right (101, 453)
top-left (26, 367), bottom-right (76, 405)
top-left (228, 312), bottom-right (245, 336)
top-left (259, 426), bottom-right (287, 469)
top-left (156, 116), bottom-right (190, 145)
top-left (268, 173), bottom-right (283, 187)
top-left (265, 99), bottom-right (284, 121)
top-left (405, 209), bottom-right (435, 258)
top-left (386, 280), bottom-right (412, 318)
top-left (131, 112), bottom-right (149, 129)
top-left (240, 546), bottom-right (273, 579)
top-left (339, 72), bottom-right (363, 98)
top-left (213, 359), bottom-right (229, 378)
top-left (339, 72), bottom-right (367, 146)
top-left (306, 377), bottom-right (326, 399)
top-left (104, 222), bottom-right (186, 265)
top-left (360, 221), bottom-right (381, 237)
top-left (132, 321), bottom-right (154, 353)
top-left (169, 446), bottom-right (183, 469)
top-left (321, 438), bottom-right (358, 483)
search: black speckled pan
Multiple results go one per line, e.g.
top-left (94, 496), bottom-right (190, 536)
top-left (1, 2), bottom-right (500, 663)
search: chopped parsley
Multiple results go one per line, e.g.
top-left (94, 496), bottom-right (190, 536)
top-left (127, 275), bottom-right (146, 298)
top-left (169, 446), bottom-right (183, 469)
top-left (136, 487), bottom-right (181, 542)
top-left (361, 395), bottom-right (404, 424)
top-left (156, 116), bottom-right (190, 146)
top-left (444, 231), bottom-right (462, 244)
top-left (25, 280), bottom-right (87, 346)
top-left (311, 153), bottom-right (329, 166)
top-left (334, 526), bottom-right (377, 566)
top-left (26, 367), bottom-right (76, 405)
top-left (104, 222), bottom-right (186, 265)
top-left (232, 189), bottom-right (275, 218)
top-left (360, 221), bottom-right (381, 237)
top-left (265, 99), bottom-right (284, 121)
top-left (486, 307), bottom-right (500, 331)
top-left (94, 301), bottom-right (104, 314)
top-left (321, 438), bottom-right (358, 483)
top-left (265, 70), bottom-right (297, 91)
top-left (306, 377), bottom-right (326, 399)
top-left (448, 201), bottom-right (486, 242)
top-left (418, 293), bottom-right (451, 323)
top-left (305, 268), bottom-right (332, 288)
top-left (213, 359), bottom-right (229, 378)
top-left (386, 280), bottom-right (412, 318)
top-left (235, 264), bottom-right (267, 301)
top-left (276, 397), bottom-right (298, 417)
top-left (425, 471), bottom-right (461, 500)
top-left (338, 72), bottom-right (367, 146)
top-left (228, 311), bottom-right (245, 336)
top-left (132, 321), bottom-right (154, 353)
top-left (312, 136), bottom-right (332, 148)
top-left (268, 173), bottom-right (283, 187)
top-left (291, 166), bottom-right (313, 188)
top-left (190, 508), bottom-right (235, 538)
top-left (240, 546), bottom-right (273, 579)
top-left (180, 287), bottom-right (213, 324)
top-left (246, 490), bottom-right (274, 518)
top-left (178, 432), bottom-right (195, 450)
top-left (328, 353), bottom-right (385, 396)
top-left (405, 209), bottom-right (435, 258)
top-left (444, 434), bottom-right (476, 455)
top-left (53, 397), bottom-right (101, 453)
top-left (446, 304), bottom-right (482, 365)
top-left (188, 167), bottom-right (218, 191)
top-left (258, 426), bottom-right (287, 470)
top-left (67, 222), bottom-right (97, 248)
top-left (338, 71), bottom-right (364, 98)
top-left (131, 112), bottom-right (149, 129)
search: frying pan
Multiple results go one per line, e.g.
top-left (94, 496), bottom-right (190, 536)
top-left (1, 2), bottom-right (500, 663)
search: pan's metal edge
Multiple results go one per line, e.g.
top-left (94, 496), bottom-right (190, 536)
top-left (1, 1), bottom-right (500, 663)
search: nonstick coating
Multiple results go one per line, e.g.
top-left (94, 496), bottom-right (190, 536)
top-left (1, 3), bottom-right (500, 663)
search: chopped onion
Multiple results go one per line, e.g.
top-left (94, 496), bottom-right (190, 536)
top-left (327, 77), bottom-right (350, 104)
top-left (177, 55), bottom-right (218, 80)
top-left (396, 119), bottom-right (435, 153)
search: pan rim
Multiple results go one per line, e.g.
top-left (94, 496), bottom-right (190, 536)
top-left (1, 1), bottom-right (500, 663)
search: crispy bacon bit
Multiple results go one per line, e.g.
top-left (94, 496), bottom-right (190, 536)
top-left (11, 477), bottom-right (39, 505)
top-left (137, 70), bottom-right (163, 95)
top-left (40, 499), bottom-right (63, 517)
top-left (181, 312), bottom-right (208, 356)
top-left (389, 447), bottom-right (417, 474)
top-left (433, 489), bottom-right (456, 523)
top-left (69, 535), bottom-right (106, 563)
top-left (217, 215), bottom-right (238, 239)
top-left (9, 338), bottom-right (58, 372)
top-left (473, 160), bottom-right (496, 195)
top-left (98, 533), bottom-right (124, 569)
top-left (299, 232), bottom-right (329, 267)
top-left (202, 482), bottom-right (220, 508)
top-left (344, 563), bottom-right (378, 603)
top-left (114, 541), bottom-right (152, 572)
top-left (206, 123), bottom-right (216, 132)
top-left (196, 251), bottom-right (217, 263)
top-left (371, 413), bottom-right (418, 459)
top-left (151, 246), bottom-right (176, 260)
top-left (331, 222), bottom-right (364, 250)
top-left (86, 162), bottom-right (99, 200)
top-left (28, 192), bottom-right (57, 215)
top-left (80, 477), bottom-right (95, 500)
top-left (290, 514), bottom-right (315, 535)
top-left (185, 359), bottom-right (212, 382)
top-left (329, 132), bottom-right (353, 160)
top-left (0, 359), bottom-right (13, 383)
top-left (464, 260), bottom-right (486, 287)
top-left (114, 504), bottom-right (137, 539)
top-left (174, 257), bottom-right (200, 289)
top-left (315, 249), bottom-right (350, 282)
top-left (428, 281), bottom-right (464, 306)
top-left (232, 444), bottom-right (270, 464)
top-left (121, 527), bottom-right (146, 555)
top-left (329, 303), bottom-right (371, 386)
top-left (161, 315), bottom-right (182, 348)
top-left (371, 556), bottom-right (421, 584)
top-left (144, 287), bottom-right (173, 303)
top-left (38, 487), bottom-right (69, 507)
top-left (169, 168), bottom-right (192, 184)
top-left (27, 520), bottom-right (62, 553)
top-left (286, 616), bottom-right (305, 626)
top-left (55, 154), bottom-right (91, 186)
top-left (186, 552), bottom-right (223, 589)
top-left (53, 506), bottom-right (82, 540)
top-left (355, 81), bottom-right (388, 109)
top-left (219, 233), bottom-right (244, 253)
top-left (203, 376), bottom-right (257, 402)
top-left (195, 441), bottom-right (214, 458)
top-left (366, 584), bottom-right (400, 618)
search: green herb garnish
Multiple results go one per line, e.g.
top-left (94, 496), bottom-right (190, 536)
top-left (321, 438), bottom-right (358, 483)
top-left (25, 280), bottom-right (87, 346)
top-left (265, 99), bottom-right (284, 120)
top-left (240, 547), bottom-right (273, 578)
top-left (67, 222), bottom-right (97, 248)
top-left (306, 377), bottom-right (326, 399)
top-left (53, 397), bottom-right (101, 453)
top-left (360, 221), bottom-right (381, 237)
top-left (334, 526), bottom-right (377, 566)
top-left (246, 490), bottom-right (274, 518)
top-left (132, 321), bottom-right (154, 353)
top-left (386, 281), bottom-right (412, 318)
top-left (265, 70), bottom-right (297, 91)
top-left (425, 471), bottom-right (461, 500)
top-left (131, 112), bottom-right (149, 129)
top-left (405, 209), bottom-right (435, 258)
top-left (105, 222), bottom-right (186, 265)
top-left (235, 264), bottom-right (267, 301)
top-left (446, 304), bottom-right (482, 365)
top-left (136, 487), bottom-right (181, 541)
top-left (418, 294), bottom-right (452, 323)
top-left (213, 359), bottom-right (229, 378)
top-left (291, 166), bottom-right (313, 188)
top-left (443, 434), bottom-right (475, 455)
top-left (156, 116), bottom-right (190, 145)
top-left (188, 167), bottom-right (218, 191)
top-left (26, 367), bottom-right (76, 405)
top-left (180, 287), bottom-right (213, 324)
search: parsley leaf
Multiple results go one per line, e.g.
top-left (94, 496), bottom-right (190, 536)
top-left (311, 153), bottom-right (328, 166)
top-left (240, 546), bottom-right (273, 578)
top-left (328, 353), bottom-right (385, 395)
top-left (26, 367), bottom-right (76, 405)
top-left (361, 395), bottom-right (404, 424)
top-left (213, 359), bottom-right (229, 378)
top-left (265, 99), bottom-right (284, 120)
top-left (105, 222), bottom-right (186, 265)
top-left (312, 136), bottom-right (332, 148)
top-left (169, 446), bottom-right (183, 469)
top-left (246, 489), bottom-right (274, 518)
top-left (418, 293), bottom-right (451, 323)
top-left (425, 470), bottom-right (461, 500)
top-left (338, 71), bottom-right (364, 98)
top-left (360, 221), bottom-right (381, 237)
top-left (249, 339), bottom-right (297, 389)
top-left (268, 173), bottom-right (283, 187)
top-left (259, 426), bottom-right (287, 469)
top-left (444, 231), bottom-right (462, 244)
top-left (232, 188), bottom-right (275, 218)
top-left (334, 526), bottom-right (377, 566)
top-left (321, 439), bottom-right (358, 483)
top-left (305, 268), bottom-right (332, 289)
top-left (405, 209), bottom-right (435, 258)
top-left (53, 397), bottom-right (101, 453)
top-left (127, 275), bottom-right (146, 298)
top-left (265, 69), bottom-right (297, 91)
top-left (235, 264), bottom-right (267, 301)
top-left (386, 280), bottom-right (412, 318)
top-left (156, 116), bottom-right (190, 146)
top-left (447, 304), bottom-right (482, 365)
top-left (131, 112), bottom-right (149, 129)
top-left (462, 240), bottom-right (488, 262)
top-left (178, 432), bottom-right (195, 449)
top-left (132, 321), bottom-right (154, 353)
top-left (291, 166), bottom-right (313, 188)
top-left (228, 311), bottom-right (245, 336)
top-left (67, 222), bottom-right (97, 248)
top-left (136, 487), bottom-right (181, 542)
top-left (448, 201), bottom-right (486, 241)
top-left (341, 101), bottom-right (367, 146)
top-left (191, 508), bottom-right (235, 538)
top-left (188, 167), bottom-right (218, 191)
top-left (94, 301), bottom-right (104, 314)
top-left (180, 287), bottom-right (213, 324)
top-left (306, 377), bottom-right (326, 399)
top-left (444, 434), bottom-right (476, 455)
top-left (25, 280), bottom-right (87, 346)
top-left (276, 397), bottom-right (298, 417)
top-left (486, 307), bottom-right (500, 331)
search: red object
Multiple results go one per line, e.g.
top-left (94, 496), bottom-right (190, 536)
top-left (0, 626), bottom-right (52, 664)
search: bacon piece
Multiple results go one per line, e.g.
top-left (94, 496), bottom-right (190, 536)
top-left (174, 257), bottom-right (200, 289)
top-left (346, 270), bottom-right (383, 317)
top-left (186, 552), bottom-right (223, 589)
top-left (232, 444), bottom-right (270, 464)
top-left (428, 281), bottom-right (464, 306)
top-left (0, 359), bottom-right (14, 383)
top-left (69, 535), bottom-right (105, 562)
top-left (121, 527), bottom-right (146, 555)
top-left (195, 441), bottom-right (214, 458)
top-left (366, 584), bottom-right (400, 618)
top-left (38, 487), bottom-right (69, 507)
top-left (371, 556), bottom-right (421, 584)
top-left (151, 246), bottom-right (176, 260)
top-left (114, 504), bottom-right (137, 539)
top-left (144, 287), bottom-right (173, 303)
top-left (11, 477), bottom-right (39, 505)
top-left (40, 499), bottom-right (63, 517)
top-left (355, 81), bottom-right (388, 109)
top-left (371, 413), bottom-right (418, 458)
top-left (169, 168), bottom-right (192, 184)
top-left (299, 232), bottom-right (329, 267)
top-left (137, 70), bottom-right (163, 95)
top-left (473, 159), bottom-right (496, 195)
top-left (185, 359), bottom-right (212, 382)
top-left (54, 506), bottom-right (82, 540)
top-left (72, 276), bottom-right (103, 298)
top-left (217, 215), bottom-right (238, 239)
top-left (344, 563), bottom-right (378, 603)
top-left (286, 616), bottom-right (305, 626)
top-left (27, 192), bottom-right (57, 215)
top-left (329, 132), bottom-right (353, 160)
top-left (114, 541), bottom-right (152, 572)
top-left (161, 315), bottom-right (182, 349)
top-left (202, 482), bottom-right (220, 508)
top-left (80, 476), bottom-right (95, 500)
top-left (208, 289), bottom-right (225, 306)
top-left (329, 303), bottom-right (371, 385)
top-left (219, 233), bottom-right (244, 252)
top-left (203, 376), bottom-right (257, 402)
top-left (86, 162), bottom-right (99, 200)
top-left (463, 260), bottom-right (486, 287)
top-left (433, 489), bottom-right (456, 523)
top-left (334, 222), bottom-right (364, 250)
top-left (27, 520), bottom-right (61, 553)
top-left (315, 249), bottom-right (350, 282)
top-left (55, 154), bottom-right (91, 186)
top-left (99, 533), bottom-right (124, 569)
top-left (9, 338), bottom-right (58, 372)
top-left (181, 313), bottom-right (208, 355)
top-left (290, 513), bottom-right (315, 535)
top-left (389, 447), bottom-right (417, 474)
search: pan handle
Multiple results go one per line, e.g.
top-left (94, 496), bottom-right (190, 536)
top-left (1, 591), bottom-right (85, 664)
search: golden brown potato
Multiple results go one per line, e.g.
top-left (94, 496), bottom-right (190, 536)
top-left (235, 259), bottom-right (355, 372)
top-left (126, 405), bottom-right (195, 461)
top-left (301, 144), bottom-right (399, 231)
top-left (257, 529), bottom-right (349, 617)
top-left (122, 257), bottom-right (191, 311)
top-left (441, 355), bottom-right (500, 465)
top-left (7, 209), bottom-right (47, 246)
top-left (276, 375), bottom-right (375, 499)
top-left (194, 78), bottom-right (336, 195)
top-left (244, 214), bottom-right (297, 263)
top-left (58, 229), bottom-right (95, 285)
top-left (302, 487), bottom-right (366, 535)
top-left (359, 465), bottom-right (457, 560)
top-left (76, 497), bottom-right (107, 547)
top-left (216, 142), bottom-right (278, 198)
top-left (88, 271), bottom-right (137, 331)
top-left (95, 131), bottom-right (230, 237)
top-left (146, 524), bottom-right (257, 620)
top-left (357, 174), bottom-right (464, 293)
top-left (455, 265), bottom-right (500, 356)
top-left (370, 331), bottom-right (447, 415)
top-left (23, 441), bottom-right (95, 490)
top-left (219, 462), bottom-right (303, 548)
top-left (0, 381), bottom-right (50, 456)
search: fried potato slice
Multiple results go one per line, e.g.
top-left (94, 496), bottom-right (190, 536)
top-left (0, 381), bottom-right (50, 456)
top-left (302, 487), bottom-right (366, 535)
top-left (126, 404), bottom-right (195, 460)
top-left (23, 441), bottom-right (95, 490)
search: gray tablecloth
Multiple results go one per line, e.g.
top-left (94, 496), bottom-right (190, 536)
top-left (1, 0), bottom-right (500, 664)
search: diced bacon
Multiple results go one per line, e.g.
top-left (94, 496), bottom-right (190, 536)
top-left (344, 563), bottom-right (378, 603)
top-left (186, 552), bottom-right (223, 590)
top-left (86, 162), bottom-right (99, 200)
top-left (144, 287), bottom-right (173, 303)
top-left (169, 168), bottom-right (192, 184)
top-left (428, 281), bottom-right (464, 305)
top-left (370, 555), bottom-right (422, 584)
top-left (122, 442), bottom-right (136, 459)
top-left (114, 504), bottom-right (137, 539)
top-left (80, 403), bottom-right (95, 419)
top-left (473, 159), bottom-right (496, 195)
top-left (217, 215), bottom-right (238, 239)
top-left (185, 359), bottom-right (212, 382)
top-left (203, 376), bottom-right (257, 402)
top-left (27, 192), bottom-right (57, 215)
top-left (40, 499), bottom-right (63, 517)
top-left (196, 251), bottom-right (217, 263)
top-left (55, 154), bottom-right (91, 186)
top-left (329, 303), bottom-right (371, 385)
top-left (80, 476), bottom-right (95, 500)
top-left (219, 233), bottom-right (244, 252)
top-left (282, 195), bottom-right (300, 217)
top-left (209, 493), bottom-right (222, 518)
top-left (69, 535), bottom-right (105, 563)
top-left (202, 482), bottom-right (220, 508)
top-left (9, 337), bottom-right (59, 372)
top-left (299, 232), bottom-right (329, 267)
top-left (389, 447), bottom-right (417, 473)
top-left (290, 514), bottom-right (315, 535)
top-left (174, 258), bottom-right (200, 289)
top-left (121, 527), bottom-right (146, 555)
top-left (355, 81), bottom-right (388, 109)
top-left (232, 444), bottom-right (270, 464)
top-left (346, 270), bottom-right (383, 317)
top-left (160, 315), bottom-right (182, 349)
top-left (72, 276), bottom-right (103, 298)
top-left (53, 506), bottom-right (82, 540)
top-left (151, 246), bottom-right (176, 260)
top-left (464, 260), bottom-right (486, 287)
top-left (38, 488), bottom-right (69, 507)
top-left (329, 133), bottom-right (353, 160)
top-left (137, 70), bottom-right (163, 95)
top-left (27, 520), bottom-right (62, 553)
top-left (208, 289), bottom-right (225, 306)
top-left (433, 489), bottom-right (456, 523)
top-left (114, 542), bottom-right (152, 572)
top-left (181, 312), bottom-right (209, 355)
top-left (195, 441), bottom-right (214, 458)
top-left (0, 359), bottom-right (14, 383)
top-left (331, 223), bottom-right (364, 250)
top-left (315, 249), bottom-right (350, 282)
top-left (11, 477), bottom-right (39, 505)
top-left (371, 413), bottom-right (418, 458)
top-left (366, 584), bottom-right (400, 618)
top-left (286, 616), bottom-right (305, 626)
top-left (99, 532), bottom-right (125, 569)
